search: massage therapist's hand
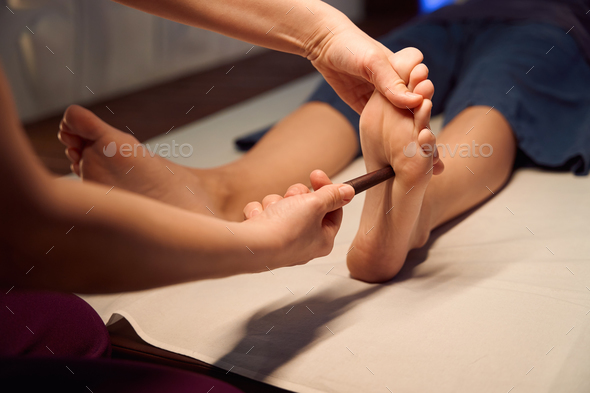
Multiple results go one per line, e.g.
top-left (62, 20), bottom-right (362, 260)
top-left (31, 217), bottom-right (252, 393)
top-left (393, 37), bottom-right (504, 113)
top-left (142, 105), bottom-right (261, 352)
top-left (305, 9), bottom-right (424, 113)
top-left (241, 170), bottom-right (354, 270)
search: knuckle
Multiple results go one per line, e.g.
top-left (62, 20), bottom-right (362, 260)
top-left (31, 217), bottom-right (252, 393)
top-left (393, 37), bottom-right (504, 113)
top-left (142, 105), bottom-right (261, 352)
top-left (309, 195), bottom-right (324, 211)
top-left (364, 47), bottom-right (379, 63)
top-left (326, 187), bottom-right (340, 208)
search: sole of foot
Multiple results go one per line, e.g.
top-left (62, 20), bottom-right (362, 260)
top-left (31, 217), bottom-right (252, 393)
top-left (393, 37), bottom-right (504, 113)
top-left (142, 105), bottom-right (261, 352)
top-left (347, 58), bottom-right (442, 282)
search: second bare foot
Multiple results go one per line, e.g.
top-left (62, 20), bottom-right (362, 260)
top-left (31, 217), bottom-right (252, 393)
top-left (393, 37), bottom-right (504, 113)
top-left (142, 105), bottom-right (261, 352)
top-left (58, 105), bottom-right (236, 219)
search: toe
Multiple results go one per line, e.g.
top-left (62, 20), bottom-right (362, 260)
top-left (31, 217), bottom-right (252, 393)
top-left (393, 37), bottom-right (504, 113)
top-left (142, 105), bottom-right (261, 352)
top-left (417, 128), bottom-right (436, 154)
top-left (408, 64), bottom-right (429, 92)
top-left (58, 130), bottom-right (84, 150)
top-left (70, 162), bottom-right (80, 177)
top-left (413, 79), bottom-right (434, 101)
top-left (65, 147), bottom-right (81, 164)
top-left (432, 158), bottom-right (445, 176)
top-left (417, 128), bottom-right (437, 173)
top-left (63, 105), bottom-right (115, 142)
top-left (390, 47), bottom-right (424, 84)
top-left (414, 98), bottom-right (433, 131)
top-left (431, 144), bottom-right (445, 175)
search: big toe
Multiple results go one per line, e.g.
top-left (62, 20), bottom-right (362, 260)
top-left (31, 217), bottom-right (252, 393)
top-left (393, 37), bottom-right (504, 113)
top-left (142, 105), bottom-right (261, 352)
top-left (62, 105), bottom-right (114, 142)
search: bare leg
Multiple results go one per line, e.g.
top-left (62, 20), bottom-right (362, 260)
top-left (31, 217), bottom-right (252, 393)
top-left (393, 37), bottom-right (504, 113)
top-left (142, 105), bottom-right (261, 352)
top-left (215, 102), bottom-right (358, 219)
top-left (59, 103), bottom-right (358, 221)
top-left (423, 106), bottom-right (516, 229)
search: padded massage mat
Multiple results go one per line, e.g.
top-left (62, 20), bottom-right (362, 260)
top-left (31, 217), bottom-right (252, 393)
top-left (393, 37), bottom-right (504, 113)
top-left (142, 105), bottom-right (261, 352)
top-left (81, 75), bottom-right (590, 393)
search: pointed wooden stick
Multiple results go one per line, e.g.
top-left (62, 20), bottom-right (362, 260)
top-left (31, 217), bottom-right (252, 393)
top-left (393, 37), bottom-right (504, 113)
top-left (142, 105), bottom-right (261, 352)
top-left (343, 166), bottom-right (395, 195)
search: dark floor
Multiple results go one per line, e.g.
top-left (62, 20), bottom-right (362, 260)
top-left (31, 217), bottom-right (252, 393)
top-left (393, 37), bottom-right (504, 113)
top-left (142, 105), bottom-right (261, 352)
top-left (23, 16), bottom-right (414, 175)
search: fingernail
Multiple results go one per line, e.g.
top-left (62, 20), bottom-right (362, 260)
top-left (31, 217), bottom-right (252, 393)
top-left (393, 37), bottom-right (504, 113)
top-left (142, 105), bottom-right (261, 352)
top-left (405, 92), bottom-right (422, 99)
top-left (251, 209), bottom-right (260, 217)
top-left (339, 184), bottom-right (354, 202)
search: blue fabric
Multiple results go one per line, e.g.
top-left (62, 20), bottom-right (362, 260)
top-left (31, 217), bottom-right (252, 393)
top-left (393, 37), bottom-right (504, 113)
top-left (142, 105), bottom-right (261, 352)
top-left (421, 0), bottom-right (590, 64)
top-left (236, 20), bottom-right (590, 175)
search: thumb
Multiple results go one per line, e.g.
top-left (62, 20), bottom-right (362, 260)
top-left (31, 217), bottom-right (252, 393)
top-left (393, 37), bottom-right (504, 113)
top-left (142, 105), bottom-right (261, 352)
top-left (367, 51), bottom-right (422, 109)
top-left (313, 183), bottom-right (354, 213)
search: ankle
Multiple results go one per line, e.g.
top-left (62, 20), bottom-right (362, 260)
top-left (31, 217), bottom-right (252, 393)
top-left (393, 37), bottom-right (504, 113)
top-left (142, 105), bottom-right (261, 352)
top-left (200, 166), bottom-right (246, 221)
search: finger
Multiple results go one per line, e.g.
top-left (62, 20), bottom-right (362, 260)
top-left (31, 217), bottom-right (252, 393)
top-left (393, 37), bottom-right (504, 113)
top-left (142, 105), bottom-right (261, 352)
top-left (366, 48), bottom-right (423, 109)
top-left (243, 201), bottom-right (263, 220)
top-left (261, 194), bottom-right (283, 210)
top-left (310, 169), bottom-right (332, 191)
top-left (408, 63), bottom-right (429, 92)
top-left (413, 79), bottom-right (435, 101)
top-left (284, 183), bottom-right (311, 198)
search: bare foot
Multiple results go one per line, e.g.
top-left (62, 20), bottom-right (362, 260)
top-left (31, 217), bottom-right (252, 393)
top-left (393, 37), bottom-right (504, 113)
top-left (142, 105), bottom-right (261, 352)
top-left (347, 59), bottom-right (442, 282)
top-left (58, 105), bottom-right (236, 219)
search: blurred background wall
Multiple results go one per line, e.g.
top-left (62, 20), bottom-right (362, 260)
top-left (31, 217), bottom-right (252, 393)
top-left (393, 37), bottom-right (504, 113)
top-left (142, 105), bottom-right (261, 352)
top-left (0, 0), bottom-right (365, 122)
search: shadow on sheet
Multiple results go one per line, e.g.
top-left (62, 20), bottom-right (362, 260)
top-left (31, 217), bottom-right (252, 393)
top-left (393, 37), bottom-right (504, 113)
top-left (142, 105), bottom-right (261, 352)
top-left (213, 204), bottom-right (506, 378)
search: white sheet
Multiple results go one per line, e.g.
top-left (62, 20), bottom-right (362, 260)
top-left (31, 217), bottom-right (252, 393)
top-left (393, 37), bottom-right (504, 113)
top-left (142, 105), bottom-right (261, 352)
top-left (82, 76), bottom-right (590, 393)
